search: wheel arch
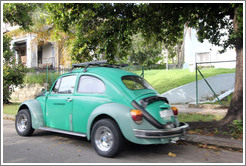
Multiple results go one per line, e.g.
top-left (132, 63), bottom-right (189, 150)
top-left (18, 104), bottom-right (29, 111)
top-left (86, 103), bottom-right (137, 142)
top-left (18, 99), bottom-right (45, 129)
top-left (89, 114), bottom-right (121, 138)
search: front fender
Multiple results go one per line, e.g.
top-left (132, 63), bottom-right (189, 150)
top-left (18, 99), bottom-right (45, 129)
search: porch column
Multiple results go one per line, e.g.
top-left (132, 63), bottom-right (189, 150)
top-left (55, 42), bottom-right (60, 70)
top-left (31, 41), bottom-right (38, 68)
top-left (26, 36), bottom-right (32, 68)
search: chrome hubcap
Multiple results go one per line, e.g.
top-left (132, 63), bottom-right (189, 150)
top-left (95, 126), bottom-right (113, 152)
top-left (17, 114), bottom-right (28, 132)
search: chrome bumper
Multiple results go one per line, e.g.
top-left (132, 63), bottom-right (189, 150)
top-left (133, 122), bottom-right (189, 139)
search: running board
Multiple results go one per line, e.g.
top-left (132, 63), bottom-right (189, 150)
top-left (39, 127), bottom-right (87, 137)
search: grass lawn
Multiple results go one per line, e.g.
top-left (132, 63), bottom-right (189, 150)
top-left (134, 68), bottom-right (235, 93)
top-left (3, 103), bottom-right (20, 115)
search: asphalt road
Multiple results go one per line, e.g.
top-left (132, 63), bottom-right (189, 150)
top-left (2, 119), bottom-right (243, 164)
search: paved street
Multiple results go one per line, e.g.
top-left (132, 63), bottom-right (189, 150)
top-left (2, 119), bottom-right (243, 164)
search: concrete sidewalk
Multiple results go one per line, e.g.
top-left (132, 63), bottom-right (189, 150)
top-left (173, 104), bottom-right (228, 116)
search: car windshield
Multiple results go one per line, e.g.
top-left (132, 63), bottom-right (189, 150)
top-left (122, 75), bottom-right (154, 91)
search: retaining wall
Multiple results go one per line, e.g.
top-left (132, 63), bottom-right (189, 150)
top-left (161, 73), bottom-right (235, 104)
top-left (10, 84), bottom-right (44, 102)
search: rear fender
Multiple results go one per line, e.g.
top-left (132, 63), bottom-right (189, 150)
top-left (18, 99), bottom-right (45, 129)
top-left (87, 103), bottom-right (133, 141)
top-left (86, 103), bottom-right (157, 144)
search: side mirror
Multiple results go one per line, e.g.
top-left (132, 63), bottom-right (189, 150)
top-left (41, 87), bottom-right (46, 92)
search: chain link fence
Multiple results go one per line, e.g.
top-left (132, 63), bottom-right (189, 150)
top-left (24, 65), bottom-right (146, 89)
top-left (24, 67), bottom-right (69, 89)
top-left (195, 60), bottom-right (236, 106)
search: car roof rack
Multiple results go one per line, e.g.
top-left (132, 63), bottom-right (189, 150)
top-left (71, 60), bottom-right (129, 72)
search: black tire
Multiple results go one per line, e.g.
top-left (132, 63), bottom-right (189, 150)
top-left (91, 118), bottom-right (123, 157)
top-left (15, 109), bottom-right (34, 136)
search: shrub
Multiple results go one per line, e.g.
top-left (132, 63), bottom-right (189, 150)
top-left (24, 71), bottom-right (63, 89)
top-left (3, 35), bottom-right (27, 103)
top-left (228, 120), bottom-right (243, 139)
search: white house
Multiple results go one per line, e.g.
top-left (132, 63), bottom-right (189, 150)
top-left (182, 26), bottom-right (236, 72)
top-left (4, 23), bottom-right (61, 69)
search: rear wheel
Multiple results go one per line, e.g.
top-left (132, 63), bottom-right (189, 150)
top-left (91, 118), bottom-right (123, 157)
top-left (15, 109), bottom-right (34, 136)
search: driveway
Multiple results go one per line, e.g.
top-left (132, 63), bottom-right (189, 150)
top-left (2, 119), bottom-right (243, 164)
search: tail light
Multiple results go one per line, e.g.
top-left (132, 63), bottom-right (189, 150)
top-left (171, 107), bottom-right (178, 116)
top-left (131, 109), bottom-right (143, 124)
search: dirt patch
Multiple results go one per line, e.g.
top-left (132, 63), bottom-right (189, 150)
top-left (187, 121), bottom-right (243, 141)
top-left (3, 116), bottom-right (15, 121)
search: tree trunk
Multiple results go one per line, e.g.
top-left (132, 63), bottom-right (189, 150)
top-left (172, 57), bottom-right (176, 69)
top-left (177, 43), bottom-right (180, 68)
top-left (221, 45), bottom-right (243, 124)
top-left (220, 7), bottom-right (243, 125)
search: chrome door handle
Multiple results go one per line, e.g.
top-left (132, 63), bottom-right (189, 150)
top-left (66, 98), bottom-right (72, 102)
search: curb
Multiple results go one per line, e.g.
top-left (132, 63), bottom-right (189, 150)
top-left (185, 134), bottom-right (243, 151)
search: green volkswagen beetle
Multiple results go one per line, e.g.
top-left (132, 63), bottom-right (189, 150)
top-left (15, 60), bottom-right (189, 157)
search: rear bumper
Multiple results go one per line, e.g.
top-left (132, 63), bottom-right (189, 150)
top-left (133, 122), bottom-right (189, 139)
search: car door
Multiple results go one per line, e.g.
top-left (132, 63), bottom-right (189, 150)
top-left (72, 75), bottom-right (109, 133)
top-left (46, 74), bottom-right (77, 131)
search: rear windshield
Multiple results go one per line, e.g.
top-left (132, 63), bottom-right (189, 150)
top-left (122, 75), bottom-right (154, 91)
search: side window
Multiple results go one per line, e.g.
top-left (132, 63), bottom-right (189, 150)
top-left (52, 77), bottom-right (61, 93)
top-left (78, 75), bottom-right (105, 93)
top-left (52, 75), bottom-right (77, 94)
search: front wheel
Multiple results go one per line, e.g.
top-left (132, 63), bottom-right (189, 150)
top-left (91, 119), bottom-right (123, 157)
top-left (15, 109), bottom-right (34, 136)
